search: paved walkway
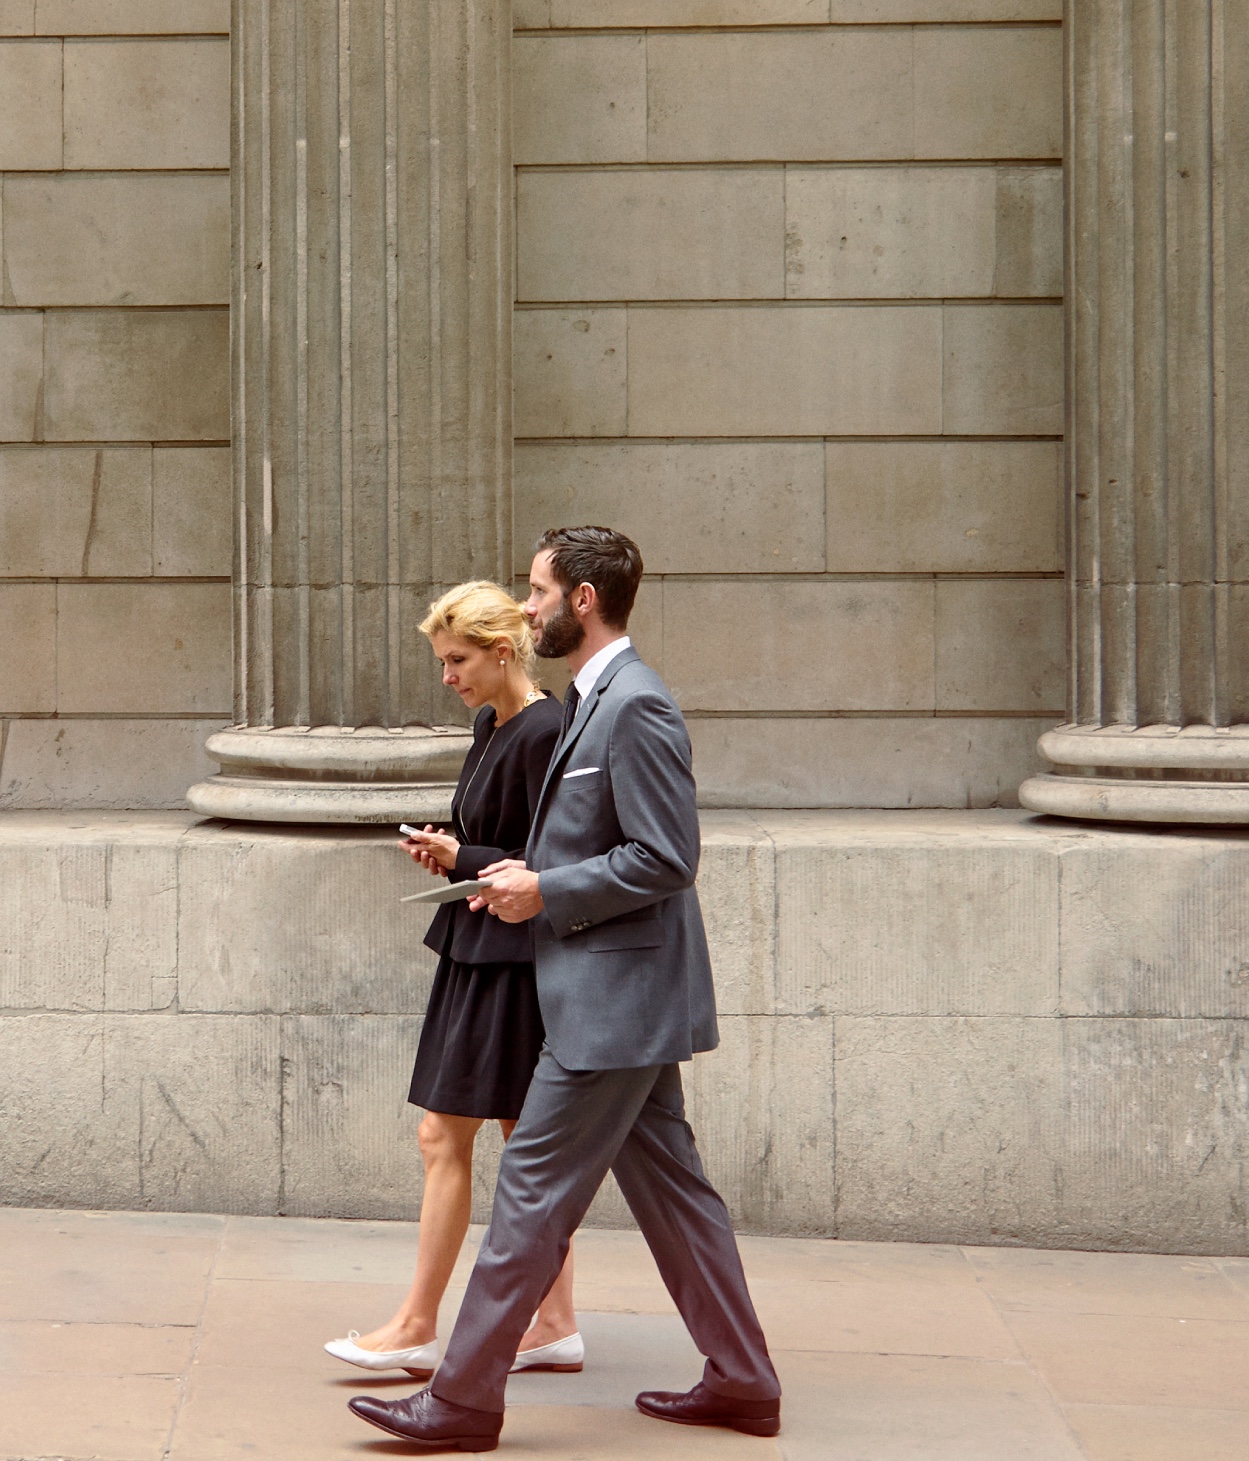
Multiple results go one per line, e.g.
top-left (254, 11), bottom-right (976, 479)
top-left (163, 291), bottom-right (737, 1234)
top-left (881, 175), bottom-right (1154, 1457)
top-left (2, 1207), bottom-right (1248, 1460)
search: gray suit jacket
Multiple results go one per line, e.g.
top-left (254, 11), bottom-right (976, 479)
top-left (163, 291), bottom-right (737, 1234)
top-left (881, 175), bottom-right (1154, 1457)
top-left (526, 648), bottom-right (719, 1071)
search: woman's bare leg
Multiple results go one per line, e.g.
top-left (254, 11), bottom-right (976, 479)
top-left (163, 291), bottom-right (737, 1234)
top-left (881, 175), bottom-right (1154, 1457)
top-left (353, 1111), bottom-right (481, 1350)
top-left (498, 1117), bottom-right (579, 1352)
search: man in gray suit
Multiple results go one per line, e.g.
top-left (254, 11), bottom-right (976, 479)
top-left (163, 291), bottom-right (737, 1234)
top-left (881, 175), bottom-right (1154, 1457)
top-left (350, 527), bottom-right (781, 1452)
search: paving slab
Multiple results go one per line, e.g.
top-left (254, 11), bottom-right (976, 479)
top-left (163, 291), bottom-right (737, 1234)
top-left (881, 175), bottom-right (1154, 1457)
top-left (965, 1244), bottom-right (1249, 1319)
top-left (773, 1350), bottom-right (1083, 1461)
top-left (4, 1206), bottom-right (1249, 1461)
top-left (1063, 1404), bottom-right (1249, 1461)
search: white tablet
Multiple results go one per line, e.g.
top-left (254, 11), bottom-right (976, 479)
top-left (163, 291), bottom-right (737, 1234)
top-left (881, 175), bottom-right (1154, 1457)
top-left (400, 878), bottom-right (491, 905)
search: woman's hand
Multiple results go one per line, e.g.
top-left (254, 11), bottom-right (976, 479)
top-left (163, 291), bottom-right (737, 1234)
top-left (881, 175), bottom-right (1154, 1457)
top-left (399, 824), bottom-right (460, 877)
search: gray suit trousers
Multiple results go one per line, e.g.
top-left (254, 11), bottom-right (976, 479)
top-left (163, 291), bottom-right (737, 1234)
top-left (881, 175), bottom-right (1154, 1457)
top-left (430, 1048), bottom-right (780, 1414)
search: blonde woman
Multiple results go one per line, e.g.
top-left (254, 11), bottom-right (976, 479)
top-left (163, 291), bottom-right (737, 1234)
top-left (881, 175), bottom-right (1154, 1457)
top-left (325, 582), bottom-right (581, 1377)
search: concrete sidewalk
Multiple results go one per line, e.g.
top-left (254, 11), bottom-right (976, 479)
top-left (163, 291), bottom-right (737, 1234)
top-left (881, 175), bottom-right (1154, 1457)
top-left (2, 1208), bottom-right (1247, 1461)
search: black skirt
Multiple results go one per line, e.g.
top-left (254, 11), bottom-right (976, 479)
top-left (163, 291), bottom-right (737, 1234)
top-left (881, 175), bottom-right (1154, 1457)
top-left (408, 955), bottom-right (545, 1120)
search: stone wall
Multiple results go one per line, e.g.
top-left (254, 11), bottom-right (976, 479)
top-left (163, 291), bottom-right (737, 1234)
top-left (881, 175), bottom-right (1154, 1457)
top-left (3, 1), bottom-right (1066, 810)
top-left (5, 809), bottom-right (1247, 1256)
top-left (0, 0), bottom-right (232, 809)
top-left (511, 2), bottom-right (1065, 807)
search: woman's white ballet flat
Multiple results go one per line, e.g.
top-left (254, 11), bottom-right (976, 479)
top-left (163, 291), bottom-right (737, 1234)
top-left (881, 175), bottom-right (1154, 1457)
top-left (508, 1331), bottom-right (585, 1373)
top-left (323, 1331), bottom-right (439, 1376)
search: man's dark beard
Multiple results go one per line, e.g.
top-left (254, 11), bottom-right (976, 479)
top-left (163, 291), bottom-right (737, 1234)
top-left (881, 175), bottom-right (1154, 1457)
top-left (535, 593), bottom-right (586, 659)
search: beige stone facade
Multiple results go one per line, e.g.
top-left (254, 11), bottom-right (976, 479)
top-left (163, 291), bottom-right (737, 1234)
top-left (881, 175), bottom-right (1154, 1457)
top-left (3, 4), bottom-right (1249, 1251)
top-left (2, 2), bottom-right (1064, 810)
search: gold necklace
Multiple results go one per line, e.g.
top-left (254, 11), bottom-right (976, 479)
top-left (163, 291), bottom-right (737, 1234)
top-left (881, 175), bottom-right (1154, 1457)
top-left (522, 687), bottom-right (543, 707)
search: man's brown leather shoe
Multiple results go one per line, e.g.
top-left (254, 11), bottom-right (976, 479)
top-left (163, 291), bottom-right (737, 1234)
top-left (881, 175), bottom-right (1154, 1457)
top-left (636, 1380), bottom-right (781, 1437)
top-left (348, 1388), bottom-right (503, 1451)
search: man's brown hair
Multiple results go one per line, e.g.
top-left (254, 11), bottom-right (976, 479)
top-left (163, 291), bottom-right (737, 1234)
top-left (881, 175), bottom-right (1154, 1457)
top-left (535, 526), bottom-right (644, 630)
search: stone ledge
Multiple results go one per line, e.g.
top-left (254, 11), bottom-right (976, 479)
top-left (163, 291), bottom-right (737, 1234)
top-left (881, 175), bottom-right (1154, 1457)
top-left (2, 809), bottom-right (1248, 1253)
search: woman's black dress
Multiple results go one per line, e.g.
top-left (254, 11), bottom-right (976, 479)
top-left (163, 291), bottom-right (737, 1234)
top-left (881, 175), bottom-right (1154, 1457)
top-left (408, 693), bottom-right (562, 1120)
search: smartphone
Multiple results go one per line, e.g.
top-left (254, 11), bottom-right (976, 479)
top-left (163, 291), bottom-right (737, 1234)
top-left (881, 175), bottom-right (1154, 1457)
top-left (399, 823), bottom-right (422, 839)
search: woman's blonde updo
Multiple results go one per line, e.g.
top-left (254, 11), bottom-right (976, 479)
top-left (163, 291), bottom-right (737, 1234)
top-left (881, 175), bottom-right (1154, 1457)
top-left (420, 580), bottom-right (536, 674)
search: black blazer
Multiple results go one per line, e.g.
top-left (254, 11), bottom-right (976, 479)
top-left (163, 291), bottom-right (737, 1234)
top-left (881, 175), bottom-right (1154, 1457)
top-left (422, 692), bottom-right (562, 967)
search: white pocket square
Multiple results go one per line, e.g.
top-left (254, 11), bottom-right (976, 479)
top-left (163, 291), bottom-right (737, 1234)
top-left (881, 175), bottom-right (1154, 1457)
top-left (563, 767), bottom-right (600, 779)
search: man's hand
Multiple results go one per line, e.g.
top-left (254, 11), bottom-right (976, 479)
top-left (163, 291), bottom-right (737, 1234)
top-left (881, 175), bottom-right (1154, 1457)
top-left (469, 859), bottom-right (543, 923)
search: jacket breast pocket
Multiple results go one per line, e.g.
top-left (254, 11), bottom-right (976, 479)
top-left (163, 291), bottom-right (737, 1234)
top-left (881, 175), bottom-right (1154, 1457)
top-left (586, 919), bottom-right (663, 952)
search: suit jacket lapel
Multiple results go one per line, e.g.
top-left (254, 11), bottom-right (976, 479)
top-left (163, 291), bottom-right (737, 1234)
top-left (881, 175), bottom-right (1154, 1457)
top-left (532, 647), bottom-right (640, 825)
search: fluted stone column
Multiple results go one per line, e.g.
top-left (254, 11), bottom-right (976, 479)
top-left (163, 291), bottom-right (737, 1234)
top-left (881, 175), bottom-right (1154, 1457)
top-left (1021, 1), bottom-right (1249, 823)
top-left (188, 0), bottom-right (510, 822)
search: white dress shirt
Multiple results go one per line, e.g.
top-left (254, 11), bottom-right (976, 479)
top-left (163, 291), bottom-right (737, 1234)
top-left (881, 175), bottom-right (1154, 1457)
top-left (572, 635), bottom-right (632, 701)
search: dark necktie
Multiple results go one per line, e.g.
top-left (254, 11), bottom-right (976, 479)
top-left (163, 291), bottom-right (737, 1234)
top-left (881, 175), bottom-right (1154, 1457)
top-left (560, 683), bottom-right (581, 742)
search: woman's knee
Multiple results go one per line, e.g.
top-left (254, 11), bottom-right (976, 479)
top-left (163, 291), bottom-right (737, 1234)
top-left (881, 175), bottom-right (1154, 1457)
top-left (417, 1111), bottom-right (479, 1166)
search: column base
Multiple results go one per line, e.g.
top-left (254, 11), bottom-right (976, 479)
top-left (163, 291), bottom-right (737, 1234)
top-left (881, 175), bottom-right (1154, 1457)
top-left (186, 725), bottom-right (474, 824)
top-left (1019, 724), bottom-right (1249, 825)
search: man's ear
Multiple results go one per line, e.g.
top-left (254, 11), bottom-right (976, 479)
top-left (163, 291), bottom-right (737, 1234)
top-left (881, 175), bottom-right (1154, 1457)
top-left (573, 582), bottom-right (598, 619)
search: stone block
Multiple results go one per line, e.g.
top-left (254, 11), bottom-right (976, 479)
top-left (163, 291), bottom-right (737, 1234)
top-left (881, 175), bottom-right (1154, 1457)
top-left (0, 313), bottom-right (44, 443)
top-left (63, 37), bottom-right (229, 169)
top-left (935, 577), bottom-right (1065, 712)
top-left (35, 0), bottom-right (230, 32)
top-left (514, 441), bottom-right (824, 574)
top-left (279, 1015), bottom-right (425, 1220)
top-left (2, 174), bottom-right (230, 307)
top-left (628, 304), bottom-right (942, 437)
top-left (102, 1013), bottom-right (282, 1214)
top-left (1060, 1018), bottom-right (1249, 1254)
top-left (690, 717), bottom-right (1052, 810)
top-left (786, 167), bottom-right (997, 300)
top-left (469, 1118), bottom-right (511, 1226)
top-left (833, 1015), bottom-right (1065, 1245)
top-left (0, 446), bottom-right (152, 577)
top-left (664, 578), bottom-right (934, 712)
top-left (0, 841), bottom-right (107, 1011)
top-left (518, 168), bottom-right (784, 303)
top-left (0, 1015), bottom-right (133, 1209)
top-left (684, 1014), bottom-right (835, 1235)
top-left (0, 719), bottom-right (224, 810)
top-left (0, 39), bottom-right (61, 168)
top-left (0, 831), bottom-right (178, 1011)
top-left (514, 34), bottom-right (645, 165)
top-left (56, 582), bottom-right (231, 714)
top-left (153, 446), bottom-right (231, 576)
top-left (697, 811), bottom-right (776, 1016)
top-left (622, 577), bottom-right (662, 675)
top-left (832, 1), bottom-right (1059, 13)
top-left (102, 844), bottom-right (181, 1011)
top-left (43, 309), bottom-right (229, 442)
top-left (514, 308), bottom-right (626, 438)
top-left (1058, 833), bottom-right (1249, 1018)
top-left (0, 584), bottom-right (55, 712)
top-left (942, 303), bottom-right (1064, 436)
top-left (513, 0), bottom-right (549, 25)
top-left (994, 166), bottom-right (1064, 298)
top-left (914, 26), bottom-right (1062, 160)
top-left (825, 440), bottom-right (1062, 574)
top-left (0, 1010), bottom-right (280, 1214)
top-left (647, 30), bottom-right (913, 163)
top-left (771, 816), bottom-right (1060, 1016)
top-left (176, 827), bottom-right (440, 1015)
top-left (0, 2), bottom-right (33, 36)
top-left (549, 1), bottom-right (830, 21)
top-left (0, 835), bottom-right (178, 1016)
